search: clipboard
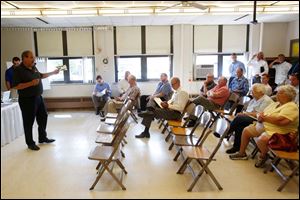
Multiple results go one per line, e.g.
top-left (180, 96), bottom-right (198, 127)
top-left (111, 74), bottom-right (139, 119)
top-left (154, 97), bottom-right (163, 108)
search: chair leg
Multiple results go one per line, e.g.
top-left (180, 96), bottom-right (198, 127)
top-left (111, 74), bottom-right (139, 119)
top-left (177, 158), bottom-right (191, 174)
top-left (198, 160), bottom-right (223, 190)
top-left (158, 120), bottom-right (164, 129)
top-left (162, 125), bottom-right (168, 134)
top-left (264, 157), bottom-right (280, 174)
top-left (277, 165), bottom-right (299, 192)
top-left (121, 150), bottom-right (125, 158)
top-left (187, 167), bottom-right (206, 192)
top-left (96, 162), bottom-right (102, 170)
top-left (165, 132), bottom-right (172, 142)
top-left (173, 148), bottom-right (182, 161)
top-left (168, 142), bottom-right (174, 150)
top-left (90, 162), bottom-right (107, 190)
top-left (116, 159), bottom-right (128, 174)
top-left (103, 163), bottom-right (126, 190)
top-left (130, 112), bottom-right (138, 124)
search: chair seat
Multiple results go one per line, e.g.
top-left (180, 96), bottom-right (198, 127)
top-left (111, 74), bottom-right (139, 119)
top-left (214, 109), bottom-right (229, 115)
top-left (106, 113), bottom-right (118, 118)
top-left (173, 135), bottom-right (199, 146)
top-left (171, 126), bottom-right (204, 136)
top-left (224, 115), bottom-right (235, 122)
top-left (105, 118), bottom-right (116, 125)
top-left (88, 146), bottom-right (119, 161)
top-left (95, 133), bottom-right (114, 144)
top-left (269, 149), bottom-right (299, 161)
top-left (96, 124), bottom-right (114, 134)
top-left (168, 120), bottom-right (185, 127)
top-left (181, 146), bottom-right (211, 159)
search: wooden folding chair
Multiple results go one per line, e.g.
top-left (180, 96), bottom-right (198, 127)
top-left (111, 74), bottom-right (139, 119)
top-left (166, 105), bottom-right (205, 146)
top-left (177, 118), bottom-right (230, 192)
top-left (88, 112), bottom-right (130, 190)
top-left (264, 148), bottom-right (299, 192)
top-left (172, 111), bottom-right (213, 161)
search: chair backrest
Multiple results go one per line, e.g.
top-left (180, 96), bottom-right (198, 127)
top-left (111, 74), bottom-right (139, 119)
top-left (226, 92), bottom-right (240, 115)
top-left (114, 99), bottom-right (134, 125)
top-left (110, 112), bottom-right (130, 149)
top-left (196, 112), bottom-right (214, 146)
top-left (193, 105), bottom-right (204, 120)
top-left (208, 118), bottom-right (230, 160)
top-left (239, 96), bottom-right (251, 112)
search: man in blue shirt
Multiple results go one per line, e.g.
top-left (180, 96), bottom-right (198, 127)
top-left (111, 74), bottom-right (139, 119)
top-left (229, 67), bottom-right (249, 97)
top-left (229, 53), bottom-right (246, 86)
top-left (5, 57), bottom-right (20, 90)
top-left (92, 75), bottom-right (111, 116)
top-left (145, 73), bottom-right (172, 110)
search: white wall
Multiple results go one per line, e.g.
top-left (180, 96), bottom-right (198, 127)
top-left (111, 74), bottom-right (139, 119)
top-left (1, 29), bottom-right (35, 91)
top-left (261, 22), bottom-right (288, 57)
top-left (285, 20), bottom-right (299, 56)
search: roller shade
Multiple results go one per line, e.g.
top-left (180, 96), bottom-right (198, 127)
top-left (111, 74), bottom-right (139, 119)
top-left (37, 31), bottom-right (63, 56)
top-left (116, 26), bottom-right (141, 55)
top-left (194, 25), bottom-right (218, 53)
top-left (67, 30), bottom-right (93, 56)
top-left (146, 26), bottom-right (170, 54)
top-left (222, 25), bottom-right (247, 53)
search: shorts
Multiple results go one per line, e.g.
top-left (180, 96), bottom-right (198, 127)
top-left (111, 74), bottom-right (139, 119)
top-left (244, 123), bottom-right (272, 139)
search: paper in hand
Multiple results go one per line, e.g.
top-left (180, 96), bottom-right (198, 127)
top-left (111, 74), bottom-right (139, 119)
top-left (96, 88), bottom-right (107, 97)
top-left (154, 97), bottom-right (163, 108)
top-left (56, 65), bottom-right (67, 71)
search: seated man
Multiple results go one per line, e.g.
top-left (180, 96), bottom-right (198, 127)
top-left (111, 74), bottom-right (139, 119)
top-left (229, 67), bottom-right (249, 97)
top-left (103, 75), bottom-right (140, 119)
top-left (200, 73), bottom-right (216, 97)
top-left (192, 76), bottom-right (230, 111)
top-left (260, 73), bottom-right (272, 96)
top-left (145, 73), bottom-right (173, 110)
top-left (136, 77), bottom-right (189, 139)
top-left (92, 75), bottom-right (111, 116)
top-left (223, 84), bottom-right (273, 154)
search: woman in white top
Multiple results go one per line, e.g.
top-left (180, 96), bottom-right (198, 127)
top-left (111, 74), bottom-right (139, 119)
top-left (118, 71), bottom-right (130, 95)
top-left (248, 52), bottom-right (268, 84)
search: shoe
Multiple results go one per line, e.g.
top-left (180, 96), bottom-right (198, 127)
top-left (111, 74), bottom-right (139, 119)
top-left (95, 108), bottom-right (100, 115)
top-left (28, 145), bottom-right (40, 151)
top-left (229, 152), bottom-right (248, 160)
top-left (255, 155), bottom-right (268, 168)
top-left (226, 147), bottom-right (239, 154)
top-left (99, 111), bottom-right (104, 117)
top-left (135, 132), bottom-right (150, 138)
top-left (100, 117), bottom-right (106, 122)
top-left (186, 120), bottom-right (196, 128)
top-left (39, 138), bottom-right (55, 143)
top-left (213, 132), bottom-right (221, 138)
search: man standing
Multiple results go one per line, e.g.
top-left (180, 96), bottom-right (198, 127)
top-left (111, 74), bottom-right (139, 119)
top-left (229, 53), bottom-right (246, 86)
top-left (269, 54), bottom-right (292, 86)
top-left (247, 52), bottom-right (268, 84)
top-left (136, 77), bottom-right (189, 139)
top-left (5, 56), bottom-right (20, 90)
top-left (13, 50), bottom-right (59, 151)
top-left (92, 75), bottom-right (111, 116)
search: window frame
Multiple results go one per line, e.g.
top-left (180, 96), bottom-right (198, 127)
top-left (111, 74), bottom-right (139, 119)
top-left (115, 54), bottom-right (173, 82)
top-left (47, 56), bottom-right (95, 84)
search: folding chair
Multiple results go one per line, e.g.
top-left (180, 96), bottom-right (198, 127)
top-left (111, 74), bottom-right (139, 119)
top-left (167, 105), bottom-right (205, 150)
top-left (264, 148), bottom-right (299, 192)
top-left (88, 112), bottom-right (130, 190)
top-left (172, 111), bottom-right (213, 161)
top-left (177, 118), bottom-right (230, 192)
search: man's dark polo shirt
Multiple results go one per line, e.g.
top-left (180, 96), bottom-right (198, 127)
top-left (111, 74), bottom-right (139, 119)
top-left (12, 63), bottom-right (43, 97)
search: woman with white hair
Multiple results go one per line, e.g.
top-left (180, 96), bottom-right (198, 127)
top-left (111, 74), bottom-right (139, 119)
top-left (230, 85), bottom-right (299, 168)
top-left (224, 84), bottom-right (274, 154)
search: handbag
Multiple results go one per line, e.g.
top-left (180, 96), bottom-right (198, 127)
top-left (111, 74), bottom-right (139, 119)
top-left (268, 132), bottom-right (298, 152)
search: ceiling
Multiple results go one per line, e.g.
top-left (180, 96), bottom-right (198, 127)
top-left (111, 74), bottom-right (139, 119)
top-left (1, 1), bottom-right (299, 27)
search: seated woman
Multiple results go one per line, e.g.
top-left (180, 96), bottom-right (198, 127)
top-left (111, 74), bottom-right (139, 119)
top-left (230, 85), bottom-right (299, 168)
top-left (225, 83), bottom-right (273, 154)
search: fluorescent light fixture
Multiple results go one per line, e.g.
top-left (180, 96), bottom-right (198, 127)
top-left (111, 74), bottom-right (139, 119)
top-left (53, 114), bottom-right (72, 118)
top-left (264, 6), bottom-right (291, 12)
top-left (42, 10), bottom-right (68, 15)
top-left (127, 8), bottom-right (153, 14)
top-left (1, 10), bottom-right (41, 18)
top-left (209, 7), bottom-right (235, 12)
top-left (69, 9), bottom-right (97, 15)
top-left (99, 9), bottom-right (125, 14)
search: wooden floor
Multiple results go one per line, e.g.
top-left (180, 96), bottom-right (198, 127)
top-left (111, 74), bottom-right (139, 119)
top-left (1, 111), bottom-right (299, 198)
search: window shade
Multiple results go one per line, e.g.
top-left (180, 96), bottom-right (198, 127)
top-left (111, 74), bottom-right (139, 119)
top-left (67, 30), bottom-right (93, 56)
top-left (116, 26), bottom-right (141, 55)
top-left (194, 25), bottom-right (218, 53)
top-left (222, 25), bottom-right (247, 53)
top-left (146, 26), bottom-right (170, 54)
top-left (37, 31), bottom-right (63, 56)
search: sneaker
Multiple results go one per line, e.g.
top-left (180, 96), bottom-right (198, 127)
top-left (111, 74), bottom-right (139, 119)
top-left (100, 117), bottom-right (105, 122)
top-left (99, 111), bottom-right (105, 117)
top-left (213, 132), bottom-right (221, 138)
top-left (226, 147), bottom-right (239, 154)
top-left (255, 155), bottom-right (268, 168)
top-left (229, 152), bottom-right (248, 160)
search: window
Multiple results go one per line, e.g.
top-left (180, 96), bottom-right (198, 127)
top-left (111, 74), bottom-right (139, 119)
top-left (195, 55), bottom-right (218, 78)
top-left (117, 57), bottom-right (142, 80)
top-left (147, 56), bottom-right (170, 79)
top-left (222, 55), bottom-right (246, 78)
top-left (116, 56), bottom-right (172, 81)
top-left (46, 57), bottom-right (95, 84)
